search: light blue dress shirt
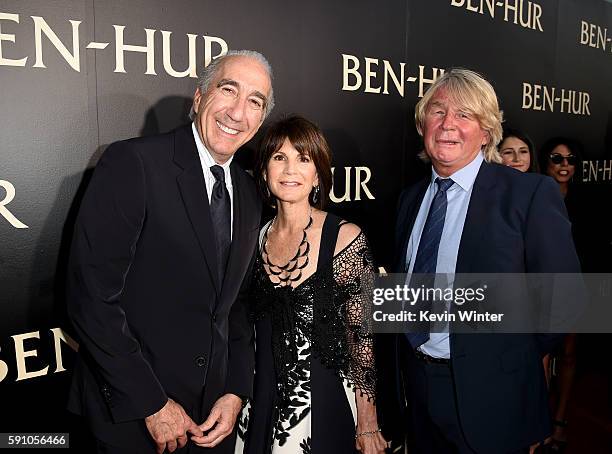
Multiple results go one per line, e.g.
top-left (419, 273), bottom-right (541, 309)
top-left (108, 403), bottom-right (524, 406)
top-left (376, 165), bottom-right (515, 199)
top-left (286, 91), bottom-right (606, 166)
top-left (405, 152), bottom-right (483, 358)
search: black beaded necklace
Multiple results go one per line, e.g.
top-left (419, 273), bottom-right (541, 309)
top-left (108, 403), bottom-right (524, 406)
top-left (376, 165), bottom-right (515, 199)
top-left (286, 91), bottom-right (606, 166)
top-left (262, 212), bottom-right (313, 288)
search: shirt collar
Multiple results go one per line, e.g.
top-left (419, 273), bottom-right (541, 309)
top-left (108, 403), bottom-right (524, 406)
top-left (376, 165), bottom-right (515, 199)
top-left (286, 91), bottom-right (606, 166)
top-left (431, 151), bottom-right (483, 192)
top-left (191, 122), bottom-right (233, 172)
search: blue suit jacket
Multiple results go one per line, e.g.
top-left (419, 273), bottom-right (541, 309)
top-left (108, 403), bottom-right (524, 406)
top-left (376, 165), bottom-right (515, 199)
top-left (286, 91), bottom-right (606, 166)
top-left (393, 161), bottom-right (580, 452)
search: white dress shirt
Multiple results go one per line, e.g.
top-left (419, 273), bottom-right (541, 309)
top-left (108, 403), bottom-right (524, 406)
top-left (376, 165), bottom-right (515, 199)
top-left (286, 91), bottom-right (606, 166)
top-left (192, 122), bottom-right (234, 239)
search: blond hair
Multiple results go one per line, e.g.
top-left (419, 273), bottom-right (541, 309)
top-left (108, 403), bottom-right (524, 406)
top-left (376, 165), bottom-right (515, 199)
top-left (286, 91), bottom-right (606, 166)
top-left (415, 68), bottom-right (503, 163)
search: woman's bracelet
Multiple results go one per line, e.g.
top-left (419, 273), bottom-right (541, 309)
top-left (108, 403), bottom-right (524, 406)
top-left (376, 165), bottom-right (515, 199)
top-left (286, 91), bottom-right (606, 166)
top-left (355, 427), bottom-right (381, 439)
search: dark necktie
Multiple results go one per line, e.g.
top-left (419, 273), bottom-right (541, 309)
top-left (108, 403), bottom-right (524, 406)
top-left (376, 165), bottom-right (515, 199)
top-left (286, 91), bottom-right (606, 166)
top-left (210, 165), bottom-right (231, 285)
top-left (405, 177), bottom-right (454, 349)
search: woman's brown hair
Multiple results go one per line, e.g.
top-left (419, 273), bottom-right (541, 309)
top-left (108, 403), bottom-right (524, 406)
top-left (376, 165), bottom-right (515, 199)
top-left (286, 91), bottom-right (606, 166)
top-left (255, 115), bottom-right (332, 209)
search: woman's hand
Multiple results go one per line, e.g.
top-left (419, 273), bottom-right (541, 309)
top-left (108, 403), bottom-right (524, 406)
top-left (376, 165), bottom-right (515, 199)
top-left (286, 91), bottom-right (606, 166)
top-left (355, 429), bottom-right (388, 453)
top-left (355, 388), bottom-right (387, 453)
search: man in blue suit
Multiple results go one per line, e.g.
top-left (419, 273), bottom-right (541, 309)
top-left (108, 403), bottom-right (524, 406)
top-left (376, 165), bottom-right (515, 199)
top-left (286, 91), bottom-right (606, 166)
top-left (394, 68), bottom-right (580, 453)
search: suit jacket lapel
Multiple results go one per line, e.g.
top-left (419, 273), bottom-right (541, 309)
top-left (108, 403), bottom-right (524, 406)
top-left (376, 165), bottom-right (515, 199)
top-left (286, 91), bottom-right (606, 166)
top-left (456, 161), bottom-right (496, 274)
top-left (173, 126), bottom-right (220, 295)
top-left (218, 164), bottom-right (253, 307)
top-left (452, 161), bottom-right (497, 355)
top-left (396, 178), bottom-right (429, 272)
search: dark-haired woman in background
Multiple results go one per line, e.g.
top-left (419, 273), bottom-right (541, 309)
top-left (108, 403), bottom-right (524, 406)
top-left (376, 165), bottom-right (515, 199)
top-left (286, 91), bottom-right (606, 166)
top-left (539, 138), bottom-right (581, 198)
top-left (538, 137), bottom-right (583, 453)
top-left (240, 115), bottom-right (387, 454)
top-left (498, 127), bottom-right (539, 173)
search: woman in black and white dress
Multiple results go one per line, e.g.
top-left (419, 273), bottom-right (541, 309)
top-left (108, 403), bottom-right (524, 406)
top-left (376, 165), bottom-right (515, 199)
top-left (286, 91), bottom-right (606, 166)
top-left (236, 115), bottom-right (387, 454)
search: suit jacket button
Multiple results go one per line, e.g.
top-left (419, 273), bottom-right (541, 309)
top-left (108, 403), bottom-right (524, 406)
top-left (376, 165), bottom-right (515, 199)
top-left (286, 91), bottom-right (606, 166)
top-left (212, 314), bottom-right (217, 322)
top-left (101, 384), bottom-right (111, 401)
top-left (195, 355), bottom-right (207, 367)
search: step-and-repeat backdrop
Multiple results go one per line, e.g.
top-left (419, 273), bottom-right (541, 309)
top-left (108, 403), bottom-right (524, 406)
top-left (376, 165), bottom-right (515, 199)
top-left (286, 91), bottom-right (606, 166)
top-left (1, 0), bottom-right (611, 446)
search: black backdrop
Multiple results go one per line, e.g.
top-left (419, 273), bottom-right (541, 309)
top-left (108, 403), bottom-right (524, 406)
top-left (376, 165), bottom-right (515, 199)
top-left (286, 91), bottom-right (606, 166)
top-left (1, 0), bottom-right (611, 447)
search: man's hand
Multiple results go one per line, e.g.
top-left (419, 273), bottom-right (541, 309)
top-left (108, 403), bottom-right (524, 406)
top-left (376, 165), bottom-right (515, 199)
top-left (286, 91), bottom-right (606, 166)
top-left (191, 393), bottom-right (243, 448)
top-left (145, 398), bottom-right (203, 454)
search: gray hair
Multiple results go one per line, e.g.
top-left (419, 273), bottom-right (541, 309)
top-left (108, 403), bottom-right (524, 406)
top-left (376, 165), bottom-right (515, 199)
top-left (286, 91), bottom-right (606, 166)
top-left (189, 50), bottom-right (275, 120)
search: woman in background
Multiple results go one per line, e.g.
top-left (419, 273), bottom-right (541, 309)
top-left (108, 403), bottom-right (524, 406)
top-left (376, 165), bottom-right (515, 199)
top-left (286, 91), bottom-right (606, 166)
top-left (539, 137), bottom-right (581, 198)
top-left (497, 127), bottom-right (539, 173)
top-left (537, 137), bottom-right (583, 453)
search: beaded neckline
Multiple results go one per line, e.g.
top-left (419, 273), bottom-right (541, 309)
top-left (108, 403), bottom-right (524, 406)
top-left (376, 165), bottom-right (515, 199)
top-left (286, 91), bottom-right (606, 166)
top-left (262, 214), bottom-right (313, 288)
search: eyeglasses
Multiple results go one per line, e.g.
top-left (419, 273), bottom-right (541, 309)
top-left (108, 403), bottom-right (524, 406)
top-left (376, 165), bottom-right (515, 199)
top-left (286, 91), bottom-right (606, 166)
top-left (549, 153), bottom-right (576, 166)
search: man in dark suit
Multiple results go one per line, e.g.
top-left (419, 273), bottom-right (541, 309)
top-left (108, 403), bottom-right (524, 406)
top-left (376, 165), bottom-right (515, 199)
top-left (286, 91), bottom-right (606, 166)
top-left (394, 69), bottom-right (580, 453)
top-left (67, 50), bottom-right (274, 453)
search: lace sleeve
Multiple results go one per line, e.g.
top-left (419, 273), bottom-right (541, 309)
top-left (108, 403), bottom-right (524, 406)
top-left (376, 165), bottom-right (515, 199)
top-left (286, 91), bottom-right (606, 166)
top-left (333, 231), bottom-right (377, 402)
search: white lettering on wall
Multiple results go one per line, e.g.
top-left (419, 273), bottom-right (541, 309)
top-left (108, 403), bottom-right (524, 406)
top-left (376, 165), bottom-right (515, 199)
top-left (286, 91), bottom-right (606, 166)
top-left (0, 328), bottom-right (79, 383)
top-left (521, 82), bottom-right (591, 116)
top-left (450, 0), bottom-right (543, 32)
top-left (0, 180), bottom-right (28, 229)
top-left (0, 12), bottom-right (28, 66)
top-left (330, 167), bottom-right (376, 203)
top-left (0, 12), bottom-right (228, 77)
top-left (580, 20), bottom-right (611, 53)
top-left (582, 160), bottom-right (612, 183)
top-left (342, 54), bottom-right (444, 98)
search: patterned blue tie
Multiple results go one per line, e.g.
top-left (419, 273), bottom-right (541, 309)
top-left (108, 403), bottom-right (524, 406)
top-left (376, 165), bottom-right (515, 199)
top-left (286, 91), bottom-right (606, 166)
top-left (405, 177), bottom-right (454, 349)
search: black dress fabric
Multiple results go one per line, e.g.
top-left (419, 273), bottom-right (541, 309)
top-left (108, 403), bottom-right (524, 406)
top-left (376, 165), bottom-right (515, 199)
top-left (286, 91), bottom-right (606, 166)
top-left (241, 213), bottom-right (377, 454)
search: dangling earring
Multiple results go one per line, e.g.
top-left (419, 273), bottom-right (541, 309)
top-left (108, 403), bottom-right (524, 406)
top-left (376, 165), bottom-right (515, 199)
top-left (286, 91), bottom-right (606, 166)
top-left (312, 185), bottom-right (320, 204)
